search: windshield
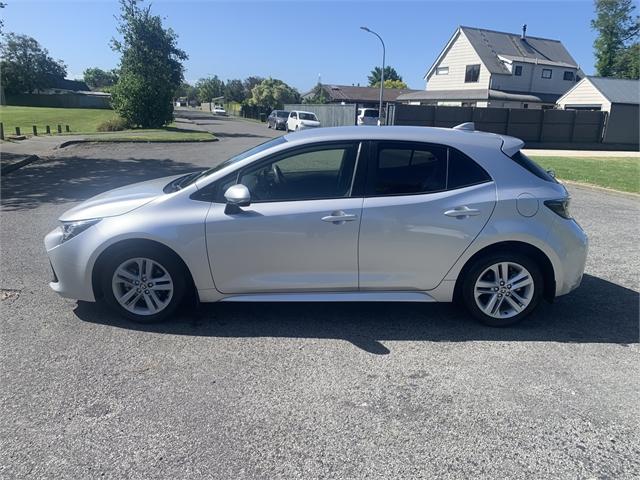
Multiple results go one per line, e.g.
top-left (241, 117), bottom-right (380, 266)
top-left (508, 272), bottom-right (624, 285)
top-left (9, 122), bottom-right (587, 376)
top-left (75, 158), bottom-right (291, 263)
top-left (277, 111), bottom-right (289, 118)
top-left (363, 110), bottom-right (378, 117)
top-left (178, 136), bottom-right (288, 188)
top-left (299, 113), bottom-right (317, 121)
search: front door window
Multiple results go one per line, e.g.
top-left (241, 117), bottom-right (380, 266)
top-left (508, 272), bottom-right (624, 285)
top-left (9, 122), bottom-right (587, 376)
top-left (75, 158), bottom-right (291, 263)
top-left (238, 145), bottom-right (358, 202)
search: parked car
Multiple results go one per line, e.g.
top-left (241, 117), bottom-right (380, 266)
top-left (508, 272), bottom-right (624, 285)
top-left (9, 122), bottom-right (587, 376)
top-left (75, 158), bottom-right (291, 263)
top-left (45, 124), bottom-right (587, 326)
top-left (286, 110), bottom-right (320, 132)
top-left (267, 110), bottom-right (290, 130)
top-left (357, 108), bottom-right (379, 126)
top-left (213, 106), bottom-right (227, 116)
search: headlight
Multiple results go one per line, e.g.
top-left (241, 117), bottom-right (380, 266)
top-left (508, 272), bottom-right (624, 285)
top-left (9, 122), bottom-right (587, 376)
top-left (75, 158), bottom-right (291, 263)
top-left (61, 219), bottom-right (101, 242)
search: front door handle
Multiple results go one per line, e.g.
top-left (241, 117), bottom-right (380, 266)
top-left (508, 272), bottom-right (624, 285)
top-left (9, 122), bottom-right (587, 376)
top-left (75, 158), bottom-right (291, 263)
top-left (444, 206), bottom-right (481, 218)
top-left (322, 210), bottom-right (358, 224)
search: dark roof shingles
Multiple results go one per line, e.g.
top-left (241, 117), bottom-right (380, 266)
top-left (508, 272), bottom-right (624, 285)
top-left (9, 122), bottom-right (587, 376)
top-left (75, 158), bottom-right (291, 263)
top-left (587, 76), bottom-right (640, 105)
top-left (460, 26), bottom-right (579, 73)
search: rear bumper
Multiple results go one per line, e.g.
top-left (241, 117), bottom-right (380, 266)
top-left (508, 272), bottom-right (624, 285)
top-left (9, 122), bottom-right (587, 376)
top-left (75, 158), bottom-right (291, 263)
top-left (551, 219), bottom-right (588, 297)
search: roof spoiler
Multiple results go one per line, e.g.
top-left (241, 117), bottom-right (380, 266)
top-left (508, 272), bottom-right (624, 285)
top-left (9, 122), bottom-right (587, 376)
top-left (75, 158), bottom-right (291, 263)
top-left (452, 122), bottom-right (475, 131)
top-left (501, 136), bottom-right (525, 156)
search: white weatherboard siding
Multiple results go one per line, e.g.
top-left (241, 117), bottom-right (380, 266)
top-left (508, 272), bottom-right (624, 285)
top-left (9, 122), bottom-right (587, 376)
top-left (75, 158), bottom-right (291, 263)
top-left (557, 79), bottom-right (611, 111)
top-left (426, 30), bottom-right (490, 91)
top-left (491, 65), bottom-right (579, 95)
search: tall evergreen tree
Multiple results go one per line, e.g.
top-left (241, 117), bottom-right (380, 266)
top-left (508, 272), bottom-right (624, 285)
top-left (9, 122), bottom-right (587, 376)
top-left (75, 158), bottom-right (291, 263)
top-left (592, 0), bottom-right (639, 78)
top-left (110, 0), bottom-right (187, 128)
top-left (367, 66), bottom-right (402, 86)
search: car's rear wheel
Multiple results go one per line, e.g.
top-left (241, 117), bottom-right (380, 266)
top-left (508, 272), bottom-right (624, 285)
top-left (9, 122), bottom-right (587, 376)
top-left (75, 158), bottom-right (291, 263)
top-left (462, 253), bottom-right (543, 327)
top-left (101, 246), bottom-right (187, 323)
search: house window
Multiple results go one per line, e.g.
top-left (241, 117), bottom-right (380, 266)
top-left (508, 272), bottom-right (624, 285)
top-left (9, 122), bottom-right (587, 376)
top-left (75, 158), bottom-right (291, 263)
top-left (514, 65), bottom-right (523, 76)
top-left (436, 66), bottom-right (449, 75)
top-left (541, 69), bottom-right (552, 79)
top-left (523, 103), bottom-right (529, 109)
top-left (563, 71), bottom-right (575, 81)
top-left (464, 64), bottom-right (481, 83)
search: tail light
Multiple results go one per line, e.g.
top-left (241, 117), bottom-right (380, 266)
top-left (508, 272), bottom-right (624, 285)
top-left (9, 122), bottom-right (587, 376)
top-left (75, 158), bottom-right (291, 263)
top-left (544, 198), bottom-right (572, 219)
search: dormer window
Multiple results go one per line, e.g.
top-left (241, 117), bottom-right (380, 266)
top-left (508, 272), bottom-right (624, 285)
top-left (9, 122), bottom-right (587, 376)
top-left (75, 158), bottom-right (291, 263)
top-left (542, 69), bottom-right (552, 79)
top-left (563, 71), bottom-right (575, 81)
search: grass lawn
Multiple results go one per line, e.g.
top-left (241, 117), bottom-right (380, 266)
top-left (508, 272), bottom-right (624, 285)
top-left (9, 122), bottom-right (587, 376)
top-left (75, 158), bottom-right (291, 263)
top-left (531, 156), bottom-right (640, 194)
top-left (0, 106), bottom-right (214, 142)
top-left (0, 105), bottom-right (116, 134)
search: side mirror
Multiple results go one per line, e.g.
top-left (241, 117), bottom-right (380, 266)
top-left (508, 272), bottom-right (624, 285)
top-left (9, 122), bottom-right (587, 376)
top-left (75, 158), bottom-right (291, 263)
top-left (547, 169), bottom-right (556, 178)
top-left (224, 184), bottom-right (251, 213)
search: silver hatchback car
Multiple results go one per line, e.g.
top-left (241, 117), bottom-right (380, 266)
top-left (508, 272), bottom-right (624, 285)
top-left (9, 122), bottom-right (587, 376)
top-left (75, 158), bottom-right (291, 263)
top-left (45, 125), bottom-right (588, 326)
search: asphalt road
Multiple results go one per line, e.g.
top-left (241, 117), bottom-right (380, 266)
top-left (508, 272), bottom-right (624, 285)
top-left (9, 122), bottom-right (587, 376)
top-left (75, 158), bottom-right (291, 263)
top-left (1, 115), bottom-right (639, 479)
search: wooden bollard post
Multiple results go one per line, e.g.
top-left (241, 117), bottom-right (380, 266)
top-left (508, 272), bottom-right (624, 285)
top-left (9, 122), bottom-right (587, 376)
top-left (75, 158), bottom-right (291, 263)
top-left (57, 124), bottom-right (62, 134)
top-left (0, 122), bottom-right (4, 140)
top-left (15, 126), bottom-right (21, 136)
top-left (65, 125), bottom-right (70, 133)
top-left (46, 125), bottom-right (51, 134)
top-left (33, 125), bottom-right (38, 136)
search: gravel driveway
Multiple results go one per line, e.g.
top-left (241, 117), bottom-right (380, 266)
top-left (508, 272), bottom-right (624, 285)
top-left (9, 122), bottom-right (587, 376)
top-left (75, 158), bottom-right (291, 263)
top-left (1, 116), bottom-right (638, 479)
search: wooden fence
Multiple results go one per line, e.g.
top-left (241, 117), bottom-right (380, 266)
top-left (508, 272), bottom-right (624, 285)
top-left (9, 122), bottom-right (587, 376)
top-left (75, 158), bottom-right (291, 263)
top-left (388, 105), bottom-right (608, 144)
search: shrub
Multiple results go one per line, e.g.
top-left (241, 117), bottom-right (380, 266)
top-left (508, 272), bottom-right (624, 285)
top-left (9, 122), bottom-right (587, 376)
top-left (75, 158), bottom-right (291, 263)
top-left (96, 117), bottom-right (131, 132)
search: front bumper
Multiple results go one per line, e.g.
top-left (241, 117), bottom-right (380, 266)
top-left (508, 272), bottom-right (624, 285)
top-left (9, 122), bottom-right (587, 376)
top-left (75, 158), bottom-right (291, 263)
top-left (45, 227), bottom-right (96, 301)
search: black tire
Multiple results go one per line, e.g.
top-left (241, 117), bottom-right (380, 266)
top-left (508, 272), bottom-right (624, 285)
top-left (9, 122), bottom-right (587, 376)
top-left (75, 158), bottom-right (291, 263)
top-left (461, 252), bottom-right (543, 327)
top-left (101, 245), bottom-right (187, 323)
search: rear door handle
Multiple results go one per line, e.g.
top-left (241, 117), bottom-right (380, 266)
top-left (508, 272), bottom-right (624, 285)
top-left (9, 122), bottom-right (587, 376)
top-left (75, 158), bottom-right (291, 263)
top-left (444, 206), bottom-right (481, 218)
top-left (322, 210), bottom-right (358, 224)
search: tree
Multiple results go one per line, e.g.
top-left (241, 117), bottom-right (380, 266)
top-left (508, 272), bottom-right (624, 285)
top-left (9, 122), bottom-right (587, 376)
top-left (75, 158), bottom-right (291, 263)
top-left (592, 0), bottom-right (640, 78)
top-left (224, 79), bottom-right (245, 103)
top-left (248, 77), bottom-right (300, 110)
top-left (83, 67), bottom-right (118, 90)
top-left (174, 81), bottom-right (197, 105)
top-left (110, 0), bottom-right (187, 128)
top-left (367, 66), bottom-right (402, 86)
top-left (302, 83), bottom-right (329, 104)
top-left (242, 76), bottom-right (264, 99)
top-left (0, 33), bottom-right (67, 94)
top-left (371, 79), bottom-right (409, 89)
top-left (615, 42), bottom-right (640, 78)
top-left (196, 76), bottom-right (225, 103)
top-left (0, 3), bottom-right (6, 36)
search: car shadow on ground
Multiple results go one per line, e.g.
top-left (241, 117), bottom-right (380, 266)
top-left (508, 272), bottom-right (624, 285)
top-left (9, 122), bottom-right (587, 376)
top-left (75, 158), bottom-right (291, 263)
top-left (0, 154), bottom-right (203, 211)
top-left (74, 274), bottom-right (639, 355)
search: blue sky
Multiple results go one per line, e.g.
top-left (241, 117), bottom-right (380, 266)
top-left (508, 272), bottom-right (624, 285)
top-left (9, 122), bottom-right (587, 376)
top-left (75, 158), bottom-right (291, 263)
top-left (3, 0), bottom-right (598, 91)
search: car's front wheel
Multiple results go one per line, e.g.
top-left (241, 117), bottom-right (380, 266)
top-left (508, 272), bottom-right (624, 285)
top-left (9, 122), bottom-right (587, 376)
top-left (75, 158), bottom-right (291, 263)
top-left (101, 246), bottom-right (187, 323)
top-left (462, 253), bottom-right (543, 327)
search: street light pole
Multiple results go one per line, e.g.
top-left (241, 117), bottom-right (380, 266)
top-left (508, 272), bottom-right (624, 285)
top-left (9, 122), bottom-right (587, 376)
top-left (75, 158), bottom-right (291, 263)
top-left (360, 26), bottom-right (386, 125)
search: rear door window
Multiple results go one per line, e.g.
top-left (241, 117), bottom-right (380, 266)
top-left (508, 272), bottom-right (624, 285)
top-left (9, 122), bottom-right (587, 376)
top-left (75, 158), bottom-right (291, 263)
top-left (370, 143), bottom-right (447, 195)
top-left (367, 142), bottom-right (492, 196)
top-left (447, 149), bottom-right (492, 189)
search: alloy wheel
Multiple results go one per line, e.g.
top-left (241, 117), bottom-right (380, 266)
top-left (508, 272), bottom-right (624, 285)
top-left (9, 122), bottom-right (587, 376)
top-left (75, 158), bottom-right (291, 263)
top-left (473, 262), bottom-right (535, 319)
top-left (111, 257), bottom-right (174, 315)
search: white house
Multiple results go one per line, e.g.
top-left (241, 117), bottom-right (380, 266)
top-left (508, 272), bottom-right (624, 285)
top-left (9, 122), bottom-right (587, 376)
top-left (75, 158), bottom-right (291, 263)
top-left (557, 76), bottom-right (639, 145)
top-left (398, 25), bottom-right (583, 109)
